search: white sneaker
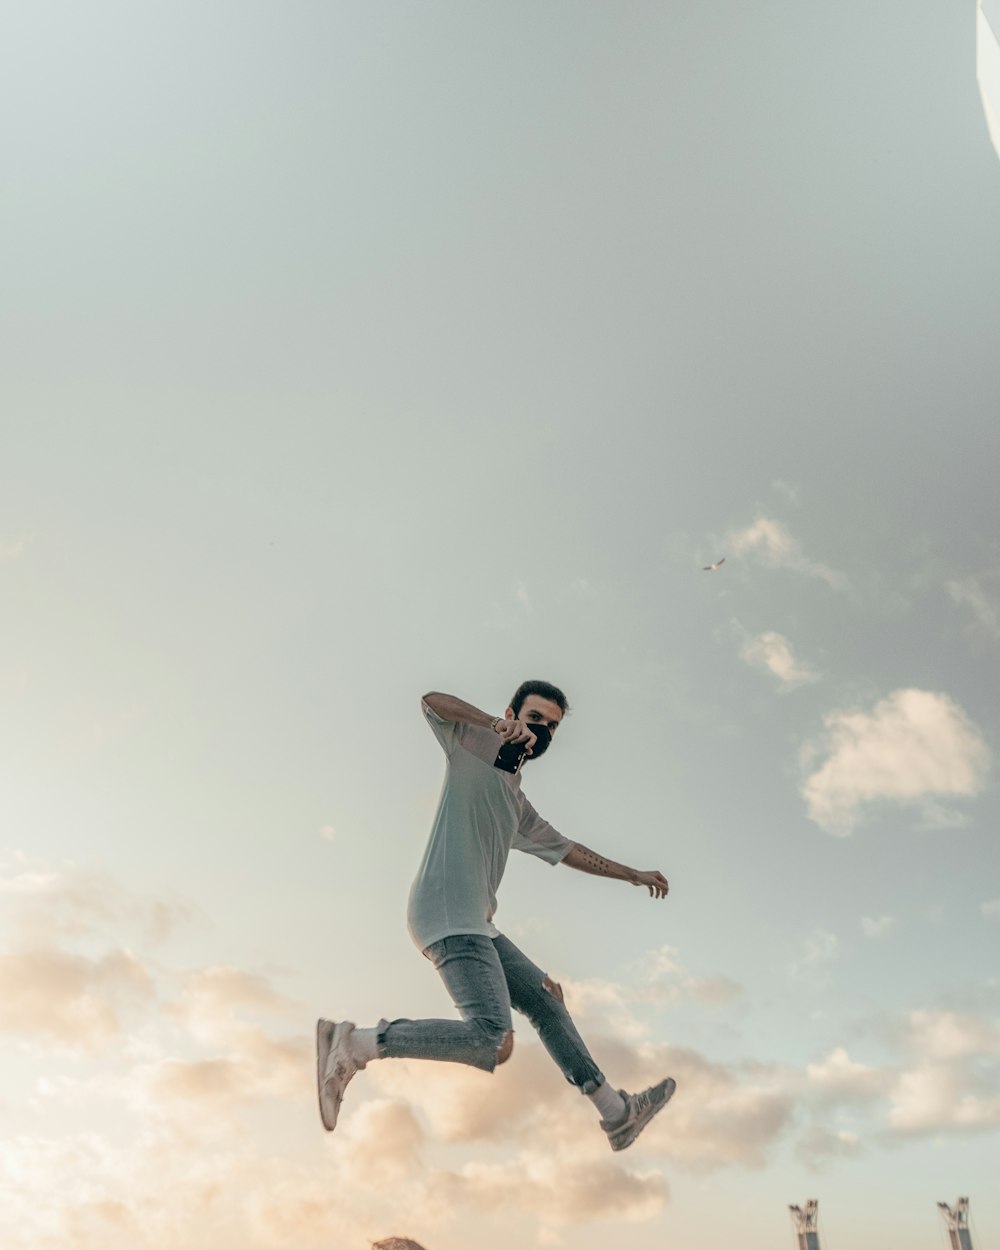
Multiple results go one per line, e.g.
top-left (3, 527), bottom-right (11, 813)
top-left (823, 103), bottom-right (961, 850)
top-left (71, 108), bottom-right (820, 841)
top-left (316, 1018), bottom-right (365, 1132)
top-left (601, 1077), bottom-right (676, 1151)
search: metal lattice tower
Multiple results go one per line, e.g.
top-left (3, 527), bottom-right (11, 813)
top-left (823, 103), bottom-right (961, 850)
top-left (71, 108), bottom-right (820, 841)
top-left (789, 1200), bottom-right (821, 1250)
top-left (938, 1198), bottom-right (974, 1250)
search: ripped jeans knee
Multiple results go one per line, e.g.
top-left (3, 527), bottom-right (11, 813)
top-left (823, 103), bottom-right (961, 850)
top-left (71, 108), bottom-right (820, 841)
top-left (467, 1018), bottom-right (512, 1072)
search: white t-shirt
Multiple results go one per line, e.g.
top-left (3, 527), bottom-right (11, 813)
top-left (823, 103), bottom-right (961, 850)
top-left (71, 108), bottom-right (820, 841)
top-left (406, 699), bottom-right (576, 951)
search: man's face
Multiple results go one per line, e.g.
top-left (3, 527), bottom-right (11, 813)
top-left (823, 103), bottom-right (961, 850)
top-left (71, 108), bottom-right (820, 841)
top-left (505, 695), bottom-right (564, 760)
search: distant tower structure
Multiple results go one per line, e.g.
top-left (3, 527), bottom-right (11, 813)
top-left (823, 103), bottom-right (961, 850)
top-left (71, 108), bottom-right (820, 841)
top-left (937, 1198), bottom-right (974, 1250)
top-left (789, 1200), bottom-right (821, 1250)
top-left (979, 0), bottom-right (1000, 161)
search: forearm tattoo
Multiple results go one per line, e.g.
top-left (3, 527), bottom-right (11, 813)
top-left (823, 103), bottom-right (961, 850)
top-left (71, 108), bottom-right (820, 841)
top-left (578, 847), bottom-right (619, 877)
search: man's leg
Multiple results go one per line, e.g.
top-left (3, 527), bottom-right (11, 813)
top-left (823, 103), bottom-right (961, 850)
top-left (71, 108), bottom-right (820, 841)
top-left (318, 934), bottom-right (513, 1132)
top-left (378, 934), bottom-right (513, 1071)
top-left (493, 932), bottom-right (603, 1092)
top-left (493, 932), bottom-right (676, 1151)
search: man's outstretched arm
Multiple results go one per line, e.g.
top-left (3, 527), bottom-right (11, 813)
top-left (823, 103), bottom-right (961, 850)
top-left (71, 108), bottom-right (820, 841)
top-left (423, 692), bottom-right (538, 747)
top-left (423, 691), bottom-right (495, 728)
top-left (561, 843), bottom-right (669, 899)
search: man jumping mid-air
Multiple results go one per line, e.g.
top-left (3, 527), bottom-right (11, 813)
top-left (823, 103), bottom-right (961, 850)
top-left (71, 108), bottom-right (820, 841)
top-left (317, 679), bottom-right (676, 1151)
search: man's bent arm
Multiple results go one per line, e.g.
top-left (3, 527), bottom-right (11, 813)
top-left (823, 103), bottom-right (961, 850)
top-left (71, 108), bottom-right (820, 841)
top-left (562, 844), bottom-right (669, 899)
top-left (423, 692), bottom-right (496, 729)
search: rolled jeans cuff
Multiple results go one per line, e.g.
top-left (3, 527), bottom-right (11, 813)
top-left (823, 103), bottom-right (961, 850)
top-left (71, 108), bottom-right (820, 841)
top-left (374, 1017), bottom-right (390, 1060)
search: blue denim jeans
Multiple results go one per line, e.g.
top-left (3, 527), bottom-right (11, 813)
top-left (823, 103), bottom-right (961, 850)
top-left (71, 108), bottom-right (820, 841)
top-left (376, 933), bottom-right (604, 1094)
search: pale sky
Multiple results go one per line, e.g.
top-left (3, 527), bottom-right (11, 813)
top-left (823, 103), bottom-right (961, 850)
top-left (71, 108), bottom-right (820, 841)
top-left (2, 3), bottom-right (999, 1249)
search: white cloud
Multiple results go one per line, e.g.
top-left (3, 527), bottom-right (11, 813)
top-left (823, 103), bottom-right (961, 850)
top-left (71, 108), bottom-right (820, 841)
top-left (806, 1048), bottom-right (887, 1102)
top-left (860, 915), bottom-right (895, 939)
top-left (789, 929), bottom-right (839, 980)
top-left (430, 1152), bottom-right (669, 1227)
top-left (771, 480), bottom-right (801, 504)
top-left (369, 1047), bottom-right (556, 1144)
top-left (801, 689), bottom-right (991, 834)
top-left (949, 574), bottom-right (1000, 641)
top-left (0, 946), bottom-right (154, 1047)
top-left (0, 536), bottom-right (29, 562)
top-left (886, 1009), bottom-right (1000, 1137)
top-left (739, 630), bottom-right (819, 689)
top-left (9, 853), bottom-right (1000, 1248)
top-left (0, 851), bottom-right (189, 947)
top-left (795, 1125), bottom-right (863, 1168)
top-left (549, 947), bottom-right (742, 1043)
top-left (371, 1025), bottom-right (791, 1176)
top-left (903, 1009), bottom-right (1000, 1060)
top-left (629, 1043), bottom-right (794, 1170)
top-left (339, 1099), bottom-right (426, 1186)
top-left (888, 1064), bottom-right (1000, 1135)
top-left (983, 899), bottom-right (1000, 919)
top-left (798, 1013), bottom-right (1000, 1143)
top-left (148, 1032), bottom-right (309, 1109)
top-left (632, 945), bottom-right (742, 1008)
top-left (558, 975), bottom-right (648, 1041)
top-left (728, 517), bottom-right (846, 590)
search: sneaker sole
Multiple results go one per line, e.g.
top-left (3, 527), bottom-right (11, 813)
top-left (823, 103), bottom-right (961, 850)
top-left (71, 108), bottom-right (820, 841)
top-left (609, 1078), bottom-right (677, 1152)
top-left (316, 1018), bottom-right (337, 1131)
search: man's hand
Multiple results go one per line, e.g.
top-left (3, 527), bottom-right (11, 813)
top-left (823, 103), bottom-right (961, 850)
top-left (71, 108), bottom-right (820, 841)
top-left (632, 870), bottom-right (669, 899)
top-left (494, 717), bottom-right (538, 754)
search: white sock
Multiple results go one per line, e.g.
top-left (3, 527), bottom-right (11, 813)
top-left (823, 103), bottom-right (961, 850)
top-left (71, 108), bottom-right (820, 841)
top-left (350, 1026), bottom-right (380, 1065)
top-left (588, 1080), bottom-right (626, 1123)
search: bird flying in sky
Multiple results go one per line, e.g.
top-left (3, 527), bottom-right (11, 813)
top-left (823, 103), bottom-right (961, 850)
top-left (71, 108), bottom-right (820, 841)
top-left (703, 557), bottom-right (726, 571)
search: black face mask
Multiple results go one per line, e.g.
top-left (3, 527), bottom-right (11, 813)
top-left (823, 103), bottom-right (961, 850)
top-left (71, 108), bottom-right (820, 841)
top-left (522, 722), bottom-right (552, 760)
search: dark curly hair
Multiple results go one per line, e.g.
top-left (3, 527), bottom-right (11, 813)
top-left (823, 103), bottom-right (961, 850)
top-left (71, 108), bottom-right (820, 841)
top-left (508, 679), bottom-right (571, 719)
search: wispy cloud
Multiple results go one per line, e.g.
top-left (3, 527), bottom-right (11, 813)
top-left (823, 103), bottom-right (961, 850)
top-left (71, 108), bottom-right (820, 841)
top-left (0, 535), bottom-right (29, 562)
top-left (737, 627), bottom-right (819, 689)
top-left (548, 947), bottom-right (742, 1042)
top-left (631, 945), bottom-right (743, 1008)
top-left (6, 854), bottom-right (999, 1249)
top-left (949, 573), bottom-right (1000, 641)
top-left (860, 915), bottom-right (895, 939)
top-left (431, 1151), bottom-right (669, 1227)
top-left (794, 1125), bottom-right (863, 1169)
top-left (982, 899), bottom-right (1000, 920)
top-left (0, 851), bottom-right (190, 947)
top-left (887, 1009), bottom-right (1000, 1136)
top-left (806, 1047), bottom-right (888, 1102)
top-left (801, 689), bottom-right (991, 835)
top-left (728, 517), bottom-right (847, 590)
top-left (0, 946), bottom-right (154, 1047)
top-left (788, 928), bottom-right (839, 980)
top-left (770, 480), bottom-right (801, 505)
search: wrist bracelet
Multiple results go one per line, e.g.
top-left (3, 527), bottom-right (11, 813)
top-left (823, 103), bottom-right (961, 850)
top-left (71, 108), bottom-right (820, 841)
top-left (490, 716), bottom-right (502, 732)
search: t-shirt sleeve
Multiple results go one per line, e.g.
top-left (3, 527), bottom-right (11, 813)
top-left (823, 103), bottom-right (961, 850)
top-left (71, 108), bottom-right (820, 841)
top-left (421, 697), bottom-right (464, 755)
top-left (512, 797), bottom-right (576, 865)
top-left (421, 697), bottom-right (500, 764)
